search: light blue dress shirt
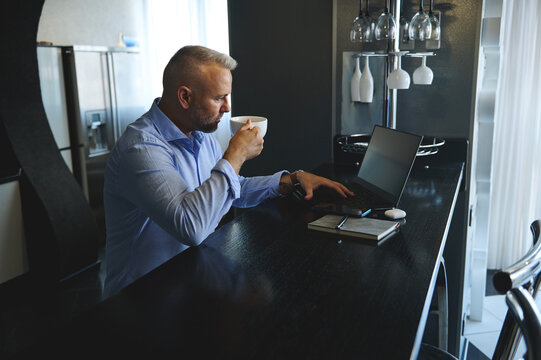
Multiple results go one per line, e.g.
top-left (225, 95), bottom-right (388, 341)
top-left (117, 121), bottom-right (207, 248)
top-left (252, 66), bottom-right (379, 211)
top-left (103, 99), bottom-right (285, 297)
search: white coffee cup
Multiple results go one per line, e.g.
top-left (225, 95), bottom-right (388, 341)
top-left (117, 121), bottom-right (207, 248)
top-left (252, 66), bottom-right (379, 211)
top-left (230, 116), bottom-right (268, 137)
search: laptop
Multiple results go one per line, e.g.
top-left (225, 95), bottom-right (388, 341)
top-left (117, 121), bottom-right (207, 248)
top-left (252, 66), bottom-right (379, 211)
top-left (294, 125), bottom-right (423, 217)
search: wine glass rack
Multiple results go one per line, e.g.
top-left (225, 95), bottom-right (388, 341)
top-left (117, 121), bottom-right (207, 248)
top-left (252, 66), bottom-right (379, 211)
top-left (348, 1), bottom-right (443, 157)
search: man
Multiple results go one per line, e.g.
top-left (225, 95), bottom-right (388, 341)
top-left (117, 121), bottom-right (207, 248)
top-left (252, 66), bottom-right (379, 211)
top-left (103, 45), bottom-right (352, 297)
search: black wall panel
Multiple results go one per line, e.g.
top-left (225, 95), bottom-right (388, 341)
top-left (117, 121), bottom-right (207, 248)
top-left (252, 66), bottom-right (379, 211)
top-left (228, 0), bottom-right (334, 176)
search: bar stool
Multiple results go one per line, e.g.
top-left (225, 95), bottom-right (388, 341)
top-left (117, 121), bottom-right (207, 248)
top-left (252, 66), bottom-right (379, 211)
top-left (491, 220), bottom-right (541, 359)
top-left (502, 286), bottom-right (541, 360)
top-left (419, 219), bottom-right (541, 360)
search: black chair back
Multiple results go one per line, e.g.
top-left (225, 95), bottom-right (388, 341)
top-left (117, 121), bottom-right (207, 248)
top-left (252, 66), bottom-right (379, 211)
top-left (492, 220), bottom-right (541, 360)
top-left (504, 287), bottom-right (541, 360)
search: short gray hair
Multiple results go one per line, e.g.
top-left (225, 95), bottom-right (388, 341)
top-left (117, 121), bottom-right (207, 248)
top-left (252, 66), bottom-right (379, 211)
top-left (162, 45), bottom-right (237, 97)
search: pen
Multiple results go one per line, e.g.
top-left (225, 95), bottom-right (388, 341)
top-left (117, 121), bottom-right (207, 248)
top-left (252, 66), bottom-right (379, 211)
top-left (336, 215), bottom-right (349, 229)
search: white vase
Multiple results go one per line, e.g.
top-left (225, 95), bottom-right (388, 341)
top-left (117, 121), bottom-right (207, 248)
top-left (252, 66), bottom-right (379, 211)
top-left (350, 57), bottom-right (362, 102)
top-left (116, 32), bottom-right (126, 48)
top-left (359, 56), bottom-right (373, 103)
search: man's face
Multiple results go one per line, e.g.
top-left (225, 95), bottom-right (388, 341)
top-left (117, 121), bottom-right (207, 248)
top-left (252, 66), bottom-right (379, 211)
top-left (189, 63), bottom-right (232, 133)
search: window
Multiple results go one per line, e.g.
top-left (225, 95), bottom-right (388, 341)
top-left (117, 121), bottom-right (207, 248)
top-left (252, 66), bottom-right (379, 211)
top-left (144, 0), bottom-right (231, 150)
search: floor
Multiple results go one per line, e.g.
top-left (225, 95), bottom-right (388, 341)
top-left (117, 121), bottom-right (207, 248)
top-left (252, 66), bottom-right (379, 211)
top-left (463, 270), bottom-right (541, 360)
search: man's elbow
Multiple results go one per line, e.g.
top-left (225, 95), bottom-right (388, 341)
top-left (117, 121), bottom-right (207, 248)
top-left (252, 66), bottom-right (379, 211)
top-left (172, 203), bottom-right (219, 246)
top-left (178, 218), bottom-right (211, 246)
top-left (182, 232), bottom-right (207, 247)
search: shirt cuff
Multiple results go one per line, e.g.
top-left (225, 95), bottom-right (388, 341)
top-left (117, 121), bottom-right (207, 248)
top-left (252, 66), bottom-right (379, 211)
top-left (273, 170), bottom-right (290, 198)
top-left (213, 159), bottom-right (241, 198)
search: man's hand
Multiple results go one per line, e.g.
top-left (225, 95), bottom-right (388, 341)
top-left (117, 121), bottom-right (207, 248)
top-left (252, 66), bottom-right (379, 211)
top-left (223, 119), bottom-right (264, 174)
top-left (279, 171), bottom-right (354, 200)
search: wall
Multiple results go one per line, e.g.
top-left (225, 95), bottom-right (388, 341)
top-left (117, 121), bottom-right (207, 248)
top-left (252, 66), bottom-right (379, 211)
top-left (37, 0), bottom-right (146, 47)
top-left (0, 180), bottom-right (27, 284)
top-left (336, 0), bottom-right (482, 139)
top-left (36, 0), bottom-right (154, 116)
top-left (227, 0), bottom-right (334, 176)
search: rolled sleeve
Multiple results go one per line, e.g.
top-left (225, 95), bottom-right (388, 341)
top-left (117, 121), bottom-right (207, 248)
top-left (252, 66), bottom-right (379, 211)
top-left (232, 170), bottom-right (289, 208)
top-left (269, 170), bottom-right (289, 197)
top-left (212, 158), bottom-right (241, 199)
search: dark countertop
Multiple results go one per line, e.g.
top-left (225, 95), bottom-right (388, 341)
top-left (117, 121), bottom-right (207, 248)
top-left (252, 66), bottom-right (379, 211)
top-left (8, 160), bottom-right (461, 359)
top-left (3, 159), bottom-right (464, 359)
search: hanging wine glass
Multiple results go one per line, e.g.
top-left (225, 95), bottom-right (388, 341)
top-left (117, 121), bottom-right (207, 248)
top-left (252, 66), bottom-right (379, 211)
top-left (362, 0), bottom-right (375, 42)
top-left (350, 0), bottom-right (374, 43)
top-left (375, 0), bottom-right (397, 40)
top-left (350, 0), bottom-right (365, 42)
top-left (408, 0), bottom-right (432, 41)
top-left (387, 55), bottom-right (410, 89)
top-left (399, 0), bottom-right (409, 44)
top-left (349, 0), bottom-right (363, 43)
top-left (427, 0), bottom-right (441, 40)
top-left (413, 55), bottom-right (433, 85)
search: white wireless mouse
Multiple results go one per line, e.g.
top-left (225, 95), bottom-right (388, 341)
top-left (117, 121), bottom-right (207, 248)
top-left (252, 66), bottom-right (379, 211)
top-left (384, 208), bottom-right (406, 219)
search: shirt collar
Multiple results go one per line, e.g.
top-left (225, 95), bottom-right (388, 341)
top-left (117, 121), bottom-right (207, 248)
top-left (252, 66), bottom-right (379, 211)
top-left (149, 98), bottom-right (205, 146)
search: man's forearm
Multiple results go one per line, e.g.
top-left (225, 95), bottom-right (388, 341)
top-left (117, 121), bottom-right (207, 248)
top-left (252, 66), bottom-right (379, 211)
top-left (223, 149), bottom-right (245, 174)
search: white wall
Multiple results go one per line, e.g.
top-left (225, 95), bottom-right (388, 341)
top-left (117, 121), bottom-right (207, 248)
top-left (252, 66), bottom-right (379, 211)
top-left (0, 181), bottom-right (27, 284)
top-left (37, 0), bottom-right (147, 48)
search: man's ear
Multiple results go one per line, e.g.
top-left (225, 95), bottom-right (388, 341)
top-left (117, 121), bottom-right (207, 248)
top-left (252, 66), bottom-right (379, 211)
top-left (177, 86), bottom-right (192, 109)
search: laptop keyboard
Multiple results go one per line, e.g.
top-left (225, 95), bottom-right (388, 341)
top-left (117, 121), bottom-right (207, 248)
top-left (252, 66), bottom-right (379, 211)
top-left (341, 185), bottom-right (385, 209)
top-left (310, 183), bottom-right (383, 209)
top-left (340, 192), bottom-right (376, 209)
top-left (291, 182), bottom-right (388, 211)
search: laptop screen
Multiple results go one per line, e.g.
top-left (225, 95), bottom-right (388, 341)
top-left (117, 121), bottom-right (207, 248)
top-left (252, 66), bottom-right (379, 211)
top-left (357, 125), bottom-right (423, 200)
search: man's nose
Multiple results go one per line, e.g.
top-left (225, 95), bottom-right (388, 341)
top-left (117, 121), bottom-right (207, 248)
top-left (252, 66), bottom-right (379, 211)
top-left (221, 97), bottom-right (231, 113)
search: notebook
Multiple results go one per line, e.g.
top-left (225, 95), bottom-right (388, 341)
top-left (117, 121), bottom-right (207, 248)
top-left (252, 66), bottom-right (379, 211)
top-left (307, 214), bottom-right (400, 242)
top-left (294, 125), bottom-right (422, 217)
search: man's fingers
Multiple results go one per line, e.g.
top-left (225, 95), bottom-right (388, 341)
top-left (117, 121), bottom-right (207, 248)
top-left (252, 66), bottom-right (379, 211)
top-left (339, 183), bottom-right (355, 197)
top-left (304, 187), bottom-right (314, 200)
top-left (331, 185), bottom-right (348, 198)
top-left (240, 119), bottom-right (253, 130)
top-left (296, 173), bottom-right (354, 200)
top-left (326, 182), bottom-right (354, 198)
top-left (252, 125), bottom-right (261, 136)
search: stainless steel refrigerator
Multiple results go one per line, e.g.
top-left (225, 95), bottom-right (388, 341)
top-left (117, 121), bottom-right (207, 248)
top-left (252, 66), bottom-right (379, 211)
top-left (37, 44), bottom-right (149, 240)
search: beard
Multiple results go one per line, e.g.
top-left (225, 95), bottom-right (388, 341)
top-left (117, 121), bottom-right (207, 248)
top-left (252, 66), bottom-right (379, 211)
top-left (190, 106), bottom-right (220, 133)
